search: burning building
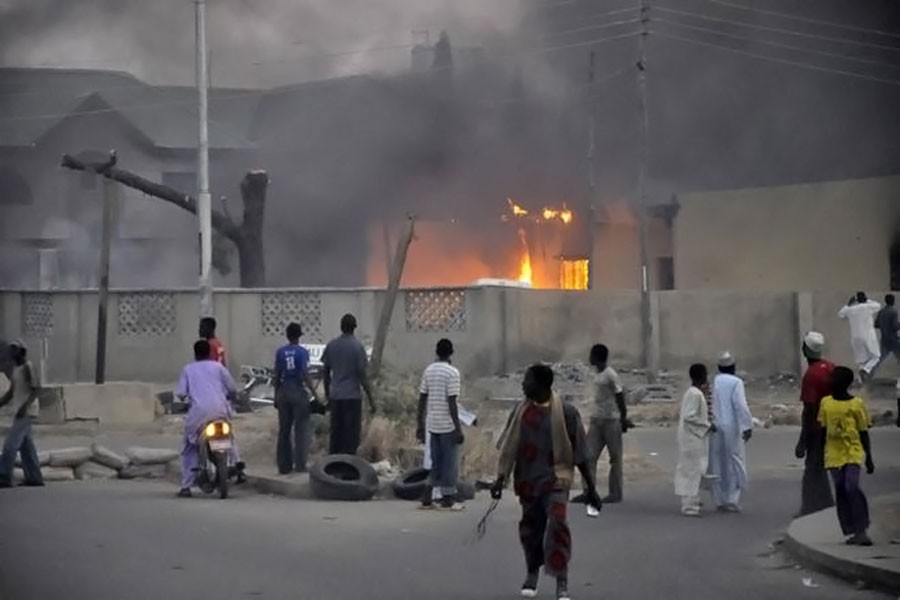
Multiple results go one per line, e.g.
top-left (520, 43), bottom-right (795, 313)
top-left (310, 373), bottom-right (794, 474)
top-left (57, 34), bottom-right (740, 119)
top-left (366, 197), bottom-right (592, 290)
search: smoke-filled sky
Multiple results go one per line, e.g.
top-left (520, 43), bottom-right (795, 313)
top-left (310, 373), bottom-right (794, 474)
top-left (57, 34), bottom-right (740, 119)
top-left (0, 0), bottom-right (523, 87)
top-left (1, 0), bottom-right (899, 288)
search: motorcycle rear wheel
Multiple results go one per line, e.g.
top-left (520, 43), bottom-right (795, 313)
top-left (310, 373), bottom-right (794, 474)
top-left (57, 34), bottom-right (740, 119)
top-left (214, 453), bottom-right (229, 499)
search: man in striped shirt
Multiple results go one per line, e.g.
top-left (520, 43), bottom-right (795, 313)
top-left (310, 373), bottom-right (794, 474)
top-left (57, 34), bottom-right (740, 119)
top-left (416, 338), bottom-right (464, 510)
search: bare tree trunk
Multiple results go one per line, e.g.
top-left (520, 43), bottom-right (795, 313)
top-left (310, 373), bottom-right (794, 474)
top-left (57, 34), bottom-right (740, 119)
top-left (370, 215), bottom-right (416, 379)
top-left (236, 170), bottom-right (268, 288)
top-left (61, 153), bottom-right (268, 287)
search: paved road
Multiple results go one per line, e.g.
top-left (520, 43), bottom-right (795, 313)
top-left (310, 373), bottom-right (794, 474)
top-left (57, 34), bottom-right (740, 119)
top-left (0, 428), bottom-right (897, 600)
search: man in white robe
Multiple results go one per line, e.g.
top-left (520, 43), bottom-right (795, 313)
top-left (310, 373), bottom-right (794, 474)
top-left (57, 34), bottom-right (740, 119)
top-left (675, 363), bottom-right (713, 517)
top-left (839, 292), bottom-right (881, 379)
top-left (709, 352), bottom-right (754, 513)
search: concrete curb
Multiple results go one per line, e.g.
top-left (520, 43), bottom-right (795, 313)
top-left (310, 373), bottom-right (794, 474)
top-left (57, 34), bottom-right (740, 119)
top-left (785, 514), bottom-right (900, 593)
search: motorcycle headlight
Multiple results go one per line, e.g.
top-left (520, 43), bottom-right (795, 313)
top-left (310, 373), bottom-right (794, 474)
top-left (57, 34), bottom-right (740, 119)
top-left (221, 422), bottom-right (230, 435)
top-left (205, 423), bottom-right (217, 438)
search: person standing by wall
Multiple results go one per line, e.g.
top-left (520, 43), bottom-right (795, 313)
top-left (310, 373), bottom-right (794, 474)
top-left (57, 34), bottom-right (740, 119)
top-left (322, 314), bottom-right (375, 455)
top-left (491, 364), bottom-right (601, 600)
top-left (709, 352), bottom-right (754, 513)
top-left (818, 366), bottom-right (875, 546)
top-left (273, 323), bottom-right (321, 475)
top-left (839, 292), bottom-right (881, 381)
top-left (675, 363), bottom-right (713, 517)
top-left (416, 338), bottom-right (464, 510)
top-left (199, 317), bottom-right (227, 367)
top-left (585, 343), bottom-right (628, 504)
top-left (794, 331), bottom-right (835, 517)
top-left (0, 340), bottom-right (44, 488)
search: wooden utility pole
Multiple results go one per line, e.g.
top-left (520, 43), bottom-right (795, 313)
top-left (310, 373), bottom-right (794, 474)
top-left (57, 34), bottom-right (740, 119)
top-left (636, 0), bottom-right (652, 371)
top-left (87, 151), bottom-right (118, 384)
top-left (370, 215), bottom-right (416, 379)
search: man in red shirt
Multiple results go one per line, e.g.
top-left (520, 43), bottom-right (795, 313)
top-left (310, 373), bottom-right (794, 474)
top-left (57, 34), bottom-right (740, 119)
top-left (794, 331), bottom-right (835, 517)
top-left (200, 317), bottom-right (226, 367)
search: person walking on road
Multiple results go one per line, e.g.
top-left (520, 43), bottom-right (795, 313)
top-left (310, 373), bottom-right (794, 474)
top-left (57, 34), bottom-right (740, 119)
top-left (0, 340), bottom-right (43, 488)
top-left (839, 292), bottom-right (881, 381)
top-left (794, 331), bottom-right (835, 517)
top-left (675, 363), bottom-right (713, 517)
top-left (871, 294), bottom-right (900, 379)
top-left (709, 352), bottom-right (753, 513)
top-left (818, 366), bottom-right (875, 546)
top-left (585, 343), bottom-right (628, 504)
top-left (416, 338), bottom-right (464, 510)
top-left (322, 314), bottom-right (375, 455)
top-left (273, 323), bottom-right (321, 475)
top-left (491, 364), bottom-right (601, 600)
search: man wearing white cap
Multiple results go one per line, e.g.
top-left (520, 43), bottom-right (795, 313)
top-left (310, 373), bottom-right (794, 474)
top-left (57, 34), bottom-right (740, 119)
top-left (794, 332), bottom-right (835, 516)
top-left (708, 352), bottom-right (753, 512)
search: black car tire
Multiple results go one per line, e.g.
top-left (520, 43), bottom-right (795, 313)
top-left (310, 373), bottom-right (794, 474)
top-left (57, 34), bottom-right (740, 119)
top-left (392, 467), bottom-right (430, 501)
top-left (309, 454), bottom-right (379, 501)
top-left (457, 480), bottom-right (476, 501)
top-left (391, 468), bottom-right (476, 502)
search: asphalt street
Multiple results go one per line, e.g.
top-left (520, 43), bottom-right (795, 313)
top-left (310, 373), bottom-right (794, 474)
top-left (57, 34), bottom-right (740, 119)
top-left (0, 428), bottom-right (897, 600)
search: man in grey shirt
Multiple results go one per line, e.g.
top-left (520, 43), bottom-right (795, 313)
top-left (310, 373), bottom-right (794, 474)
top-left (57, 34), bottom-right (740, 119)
top-left (586, 343), bottom-right (629, 504)
top-left (872, 294), bottom-right (900, 379)
top-left (322, 314), bottom-right (375, 455)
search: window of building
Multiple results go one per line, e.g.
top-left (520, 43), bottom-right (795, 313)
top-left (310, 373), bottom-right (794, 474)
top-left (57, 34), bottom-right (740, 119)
top-left (560, 258), bottom-right (589, 290)
top-left (658, 256), bottom-right (675, 290)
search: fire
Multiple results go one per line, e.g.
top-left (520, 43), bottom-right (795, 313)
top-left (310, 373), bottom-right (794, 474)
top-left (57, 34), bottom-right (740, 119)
top-left (500, 197), bottom-right (586, 288)
top-left (507, 198), bottom-right (529, 217)
top-left (541, 205), bottom-right (573, 224)
top-left (517, 227), bottom-right (533, 285)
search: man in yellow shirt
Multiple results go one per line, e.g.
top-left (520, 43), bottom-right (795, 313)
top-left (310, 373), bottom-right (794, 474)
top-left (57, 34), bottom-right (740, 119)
top-left (817, 366), bottom-right (875, 546)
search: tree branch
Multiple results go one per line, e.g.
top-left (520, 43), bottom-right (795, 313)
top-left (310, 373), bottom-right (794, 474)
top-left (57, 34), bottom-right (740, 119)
top-left (61, 153), bottom-right (240, 241)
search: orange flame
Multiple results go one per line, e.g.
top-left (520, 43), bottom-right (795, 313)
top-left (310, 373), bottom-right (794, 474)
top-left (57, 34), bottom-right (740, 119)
top-left (517, 227), bottom-right (533, 285)
top-left (507, 198), bottom-right (529, 217)
top-left (541, 204), bottom-right (573, 224)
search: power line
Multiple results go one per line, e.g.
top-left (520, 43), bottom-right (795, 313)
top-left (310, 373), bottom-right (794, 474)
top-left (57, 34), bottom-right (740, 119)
top-left (705, 0), bottom-right (900, 40)
top-left (539, 18), bottom-right (641, 40)
top-left (655, 5), bottom-right (900, 53)
top-left (652, 30), bottom-right (900, 86)
top-left (536, 6), bottom-right (639, 30)
top-left (0, 30), bottom-right (643, 125)
top-left (468, 63), bottom-right (634, 105)
top-left (654, 17), bottom-right (900, 70)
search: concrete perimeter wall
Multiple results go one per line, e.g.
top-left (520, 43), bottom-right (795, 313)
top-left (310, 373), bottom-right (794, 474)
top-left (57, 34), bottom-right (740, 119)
top-left (2, 287), bottom-right (894, 385)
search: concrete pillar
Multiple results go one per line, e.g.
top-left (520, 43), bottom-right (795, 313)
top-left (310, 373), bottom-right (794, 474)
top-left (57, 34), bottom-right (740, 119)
top-left (796, 292), bottom-right (814, 375)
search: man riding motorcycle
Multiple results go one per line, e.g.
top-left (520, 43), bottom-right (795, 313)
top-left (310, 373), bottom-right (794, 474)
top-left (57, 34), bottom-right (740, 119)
top-left (175, 340), bottom-right (245, 498)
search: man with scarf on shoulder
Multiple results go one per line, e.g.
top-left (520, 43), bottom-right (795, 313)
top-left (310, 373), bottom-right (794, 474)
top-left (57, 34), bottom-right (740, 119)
top-left (491, 364), bottom-right (601, 600)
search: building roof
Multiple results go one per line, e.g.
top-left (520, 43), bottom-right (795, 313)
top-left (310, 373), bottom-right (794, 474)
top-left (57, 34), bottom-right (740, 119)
top-left (0, 67), bottom-right (259, 150)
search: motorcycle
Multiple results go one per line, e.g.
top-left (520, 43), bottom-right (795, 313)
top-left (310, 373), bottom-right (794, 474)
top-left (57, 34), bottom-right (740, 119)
top-left (195, 419), bottom-right (234, 499)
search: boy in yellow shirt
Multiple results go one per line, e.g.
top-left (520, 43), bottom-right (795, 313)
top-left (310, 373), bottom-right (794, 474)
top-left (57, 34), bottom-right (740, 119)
top-left (817, 366), bottom-right (875, 546)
